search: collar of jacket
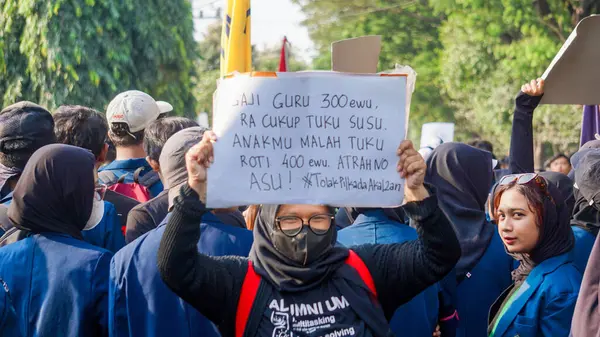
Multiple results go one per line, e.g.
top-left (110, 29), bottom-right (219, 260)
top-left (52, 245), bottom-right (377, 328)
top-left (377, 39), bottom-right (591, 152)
top-left (489, 251), bottom-right (573, 337)
top-left (352, 209), bottom-right (390, 225)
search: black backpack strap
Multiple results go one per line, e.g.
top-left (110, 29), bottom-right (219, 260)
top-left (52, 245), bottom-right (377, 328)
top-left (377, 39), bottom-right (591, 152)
top-left (136, 169), bottom-right (161, 188)
top-left (344, 207), bottom-right (356, 224)
top-left (98, 170), bottom-right (120, 186)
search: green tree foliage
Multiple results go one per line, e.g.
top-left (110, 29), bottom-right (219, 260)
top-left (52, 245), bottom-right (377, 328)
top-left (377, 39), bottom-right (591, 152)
top-left (294, 0), bottom-right (600, 156)
top-left (432, 0), bottom-right (598, 156)
top-left (195, 22), bottom-right (308, 120)
top-left (0, 0), bottom-right (198, 116)
top-left (293, 0), bottom-right (454, 143)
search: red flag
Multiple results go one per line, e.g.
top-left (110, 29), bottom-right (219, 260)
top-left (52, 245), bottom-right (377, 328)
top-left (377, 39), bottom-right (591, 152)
top-left (278, 36), bottom-right (288, 72)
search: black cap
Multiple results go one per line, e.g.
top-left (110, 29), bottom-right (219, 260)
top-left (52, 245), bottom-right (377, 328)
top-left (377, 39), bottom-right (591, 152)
top-left (0, 101), bottom-right (55, 153)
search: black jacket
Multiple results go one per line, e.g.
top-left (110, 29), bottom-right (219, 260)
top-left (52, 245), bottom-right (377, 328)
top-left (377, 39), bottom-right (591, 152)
top-left (157, 184), bottom-right (461, 337)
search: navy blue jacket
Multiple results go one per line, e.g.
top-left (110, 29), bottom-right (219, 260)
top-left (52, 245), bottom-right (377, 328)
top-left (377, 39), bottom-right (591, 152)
top-left (1, 194), bottom-right (124, 254)
top-left (338, 209), bottom-right (457, 337)
top-left (571, 226), bottom-right (595, 273)
top-left (456, 231), bottom-right (514, 337)
top-left (489, 252), bottom-right (581, 337)
top-left (82, 200), bottom-right (126, 253)
top-left (109, 212), bottom-right (253, 337)
top-left (0, 233), bottom-right (111, 336)
top-left (0, 278), bottom-right (21, 336)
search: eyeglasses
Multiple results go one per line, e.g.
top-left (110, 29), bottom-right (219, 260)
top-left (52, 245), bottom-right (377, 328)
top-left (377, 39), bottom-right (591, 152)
top-left (275, 214), bottom-right (334, 237)
top-left (498, 173), bottom-right (555, 204)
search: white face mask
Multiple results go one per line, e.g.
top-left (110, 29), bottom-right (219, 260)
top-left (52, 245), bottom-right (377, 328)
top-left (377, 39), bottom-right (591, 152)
top-left (84, 192), bottom-right (105, 230)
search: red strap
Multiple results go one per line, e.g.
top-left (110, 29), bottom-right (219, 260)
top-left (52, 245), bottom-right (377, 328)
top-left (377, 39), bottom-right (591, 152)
top-left (440, 310), bottom-right (459, 322)
top-left (235, 261), bottom-right (261, 337)
top-left (345, 250), bottom-right (377, 296)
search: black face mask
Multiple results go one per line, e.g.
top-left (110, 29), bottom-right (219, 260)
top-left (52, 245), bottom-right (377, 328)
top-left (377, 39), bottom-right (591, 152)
top-left (250, 204), bottom-right (349, 291)
top-left (272, 225), bottom-right (334, 266)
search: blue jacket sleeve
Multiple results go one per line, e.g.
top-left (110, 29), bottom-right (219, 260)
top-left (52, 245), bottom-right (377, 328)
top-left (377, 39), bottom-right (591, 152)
top-left (540, 293), bottom-right (578, 337)
top-left (0, 279), bottom-right (22, 337)
top-left (108, 258), bottom-right (125, 337)
top-left (104, 203), bottom-right (126, 252)
top-left (92, 252), bottom-right (112, 336)
top-left (437, 270), bottom-right (457, 337)
top-left (509, 92), bottom-right (542, 174)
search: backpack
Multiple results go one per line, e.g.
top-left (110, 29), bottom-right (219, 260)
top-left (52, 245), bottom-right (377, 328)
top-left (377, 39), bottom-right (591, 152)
top-left (235, 250), bottom-right (376, 337)
top-left (98, 167), bottom-right (159, 203)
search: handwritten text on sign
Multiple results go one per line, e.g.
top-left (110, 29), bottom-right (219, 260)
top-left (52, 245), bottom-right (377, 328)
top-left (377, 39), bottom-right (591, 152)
top-left (206, 73), bottom-right (408, 208)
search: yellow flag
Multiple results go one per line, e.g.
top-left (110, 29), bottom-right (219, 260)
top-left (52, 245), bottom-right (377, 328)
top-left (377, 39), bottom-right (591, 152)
top-left (220, 0), bottom-right (252, 77)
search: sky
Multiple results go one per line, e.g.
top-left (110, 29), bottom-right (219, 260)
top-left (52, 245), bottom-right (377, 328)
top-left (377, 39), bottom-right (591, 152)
top-left (192, 0), bottom-right (316, 63)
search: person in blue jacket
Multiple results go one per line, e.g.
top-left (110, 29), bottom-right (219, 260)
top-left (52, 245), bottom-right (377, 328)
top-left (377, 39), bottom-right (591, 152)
top-left (53, 105), bottom-right (126, 252)
top-left (109, 127), bottom-right (254, 337)
top-left (83, 194), bottom-right (124, 253)
top-left (488, 173), bottom-right (581, 337)
top-left (0, 278), bottom-right (21, 336)
top-left (0, 102), bottom-right (56, 235)
top-left (98, 91), bottom-right (173, 198)
top-left (337, 207), bottom-right (457, 337)
top-left (426, 143), bottom-right (514, 337)
top-left (0, 144), bottom-right (112, 336)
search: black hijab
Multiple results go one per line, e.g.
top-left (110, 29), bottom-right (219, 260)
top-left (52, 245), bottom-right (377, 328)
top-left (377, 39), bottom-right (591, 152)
top-left (425, 142), bottom-right (494, 281)
top-left (249, 204), bottom-right (349, 292)
top-left (7, 144), bottom-right (95, 240)
top-left (539, 172), bottom-right (575, 217)
top-left (571, 149), bottom-right (600, 236)
top-left (507, 179), bottom-right (575, 283)
top-left (249, 204), bottom-right (393, 336)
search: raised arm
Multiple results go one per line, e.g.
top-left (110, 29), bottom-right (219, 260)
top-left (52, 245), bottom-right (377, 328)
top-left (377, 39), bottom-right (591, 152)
top-left (354, 140), bottom-right (461, 318)
top-left (509, 78), bottom-right (544, 174)
top-left (157, 131), bottom-right (246, 328)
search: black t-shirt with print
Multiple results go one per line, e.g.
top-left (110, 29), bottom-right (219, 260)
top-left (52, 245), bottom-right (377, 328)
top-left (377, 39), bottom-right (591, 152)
top-left (257, 282), bottom-right (372, 337)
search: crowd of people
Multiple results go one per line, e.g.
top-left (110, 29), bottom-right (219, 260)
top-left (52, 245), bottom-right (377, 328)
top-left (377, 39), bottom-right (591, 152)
top-left (0, 77), bottom-right (599, 337)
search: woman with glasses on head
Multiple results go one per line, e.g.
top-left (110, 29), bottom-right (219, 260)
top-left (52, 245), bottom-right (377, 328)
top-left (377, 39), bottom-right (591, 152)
top-left (157, 131), bottom-right (461, 337)
top-left (488, 173), bottom-right (581, 337)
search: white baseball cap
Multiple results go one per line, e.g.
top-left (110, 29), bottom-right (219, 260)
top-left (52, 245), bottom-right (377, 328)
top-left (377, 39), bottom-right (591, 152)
top-left (106, 90), bottom-right (173, 133)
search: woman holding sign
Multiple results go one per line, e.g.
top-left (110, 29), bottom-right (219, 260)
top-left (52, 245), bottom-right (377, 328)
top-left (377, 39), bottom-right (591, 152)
top-left (157, 131), bottom-right (461, 337)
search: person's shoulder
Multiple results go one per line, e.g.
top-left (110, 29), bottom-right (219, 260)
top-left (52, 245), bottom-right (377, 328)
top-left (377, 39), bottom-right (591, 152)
top-left (202, 218), bottom-right (251, 236)
top-left (129, 200), bottom-right (152, 215)
top-left (102, 200), bottom-right (117, 213)
top-left (571, 226), bottom-right (595, 240)
top-left (111, 227), bottom-right (162, 278)
top-left (37, 234), bottom-right (113, 266)
top-left (541, 262), bottom-right (582, 297)
top-left (202, 221), bottom-right (253, 244)
top-left (116, 225), bottom-right (163, 257)
top-left (340, 221), bottom-right (416, 245)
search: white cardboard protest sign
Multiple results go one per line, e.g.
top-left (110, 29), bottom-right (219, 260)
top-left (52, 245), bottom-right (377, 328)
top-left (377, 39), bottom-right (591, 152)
top-left (420, 122), bottom-right (454, 149)
top-left (206, 72), bottom-right (411, 208)
top-left (541, 15), bottom-right (600, 104)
